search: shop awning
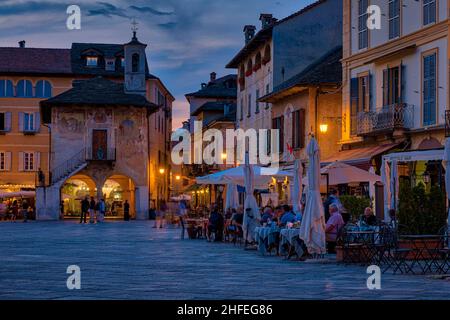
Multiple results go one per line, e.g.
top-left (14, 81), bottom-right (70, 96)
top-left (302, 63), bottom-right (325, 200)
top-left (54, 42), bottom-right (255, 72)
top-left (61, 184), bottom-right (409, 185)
top-left (322, 143), bottom-right (401, 170)
top-left (0, 191), bottom-right (35, 198)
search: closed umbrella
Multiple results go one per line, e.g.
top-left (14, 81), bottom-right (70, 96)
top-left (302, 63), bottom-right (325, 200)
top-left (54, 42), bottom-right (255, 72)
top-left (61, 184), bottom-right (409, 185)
top-left (224, 183), bottom-right (238, 212)
top-left (381, 159), bottom-right (391, 221)
top-left (243, 153), bottom-right (260, 243)
top-left (292, 159), bottom-right (303, 215)
top-left (299, 137), bottom-right (326, 255)
top-left (444, 138), bottom-right (450, 233)
top-left (390, 160), bottom-right (398, 211)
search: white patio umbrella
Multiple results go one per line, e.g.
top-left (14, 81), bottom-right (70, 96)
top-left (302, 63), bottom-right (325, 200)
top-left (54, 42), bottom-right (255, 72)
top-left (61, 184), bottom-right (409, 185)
top-left (299, 137), bottom-right (326, 255)
top-left (292, 159), bottom-right (303, 215)
top-left (381, 159), bottom-right (391, 221)
top-left (224, 183), bottom-right (239, 212)
top-left (444, 138), bottom-right (450, 232)
top-left (242, 153), bottom-right (261, 243)
top-left (390, 160), bottom-right (398, 211)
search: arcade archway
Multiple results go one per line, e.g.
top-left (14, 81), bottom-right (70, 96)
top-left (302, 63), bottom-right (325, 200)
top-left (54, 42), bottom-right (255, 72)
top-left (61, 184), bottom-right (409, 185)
top-left (102, 175), bottom-right (136, 219)
top-left (61, 174), bottom-right (96, 218)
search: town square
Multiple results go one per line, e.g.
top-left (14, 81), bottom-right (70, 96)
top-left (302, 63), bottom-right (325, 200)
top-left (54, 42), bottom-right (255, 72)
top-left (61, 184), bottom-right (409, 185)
top-left (1, 0), bottom-right (450, 303)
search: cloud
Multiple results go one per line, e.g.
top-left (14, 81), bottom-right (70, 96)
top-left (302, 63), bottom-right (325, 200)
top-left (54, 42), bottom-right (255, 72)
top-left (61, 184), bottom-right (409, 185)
top-left (129, 5), bottom-right (174, 16)
top-left (87, 2), bottom-right (129, 18)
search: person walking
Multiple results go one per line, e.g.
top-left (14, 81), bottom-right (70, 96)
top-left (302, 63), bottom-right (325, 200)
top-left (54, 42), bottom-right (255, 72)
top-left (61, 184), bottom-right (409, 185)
top-left (98, 198), bottom-right (106, 223)
top-left (80, 196), bottom-right (89, 224)
top-left (159, 200), bottom-right (167, 228)
top-left (22, 200), bottom-right (29, 222)
top-left (11, 200), bottom-right (18, 223)
top-left (123, 200), bottom-right (130, 221)
top-left (89, 196), bottom-right (96, 223)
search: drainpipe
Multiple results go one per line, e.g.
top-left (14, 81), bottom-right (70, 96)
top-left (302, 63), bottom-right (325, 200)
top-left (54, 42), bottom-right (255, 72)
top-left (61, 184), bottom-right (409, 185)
top-left (43, 123), bottom-right (51, 187)
top-left (314, 86), bottom-right (321, 138)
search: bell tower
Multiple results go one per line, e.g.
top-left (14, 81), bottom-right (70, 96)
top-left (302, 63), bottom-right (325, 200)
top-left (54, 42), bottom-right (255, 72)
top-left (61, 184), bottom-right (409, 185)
top-left (124, 20), bottom-right (147, 95)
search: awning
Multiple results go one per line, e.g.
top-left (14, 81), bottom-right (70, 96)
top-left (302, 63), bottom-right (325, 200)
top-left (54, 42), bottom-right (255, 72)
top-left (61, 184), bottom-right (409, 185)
top-left (0, 191), bottom-right (35, 198)
top-left (322, 143), bottom-right (401, 170)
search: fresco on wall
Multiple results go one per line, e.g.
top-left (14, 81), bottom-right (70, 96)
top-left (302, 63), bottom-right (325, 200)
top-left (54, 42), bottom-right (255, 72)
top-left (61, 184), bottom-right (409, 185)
top-left (56, 110), bottom-right (84, 139)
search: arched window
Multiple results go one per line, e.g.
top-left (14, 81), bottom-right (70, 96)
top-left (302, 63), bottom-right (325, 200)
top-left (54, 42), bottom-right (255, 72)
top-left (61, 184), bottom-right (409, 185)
top-left (132, 53), bottom-right (139, 72)
top-left (35, 80), bottom-right (52, 98)
top-left (263, 45), bottom-right (271, 65)
top-left (0, 80), bottom-right (14, 97)
top-left (254, 52), bottom-right (262, 71)
top-left (16, 80), bottom-right (33, 97)
top-left (246, 59), bottom-right (253, 77)
top-left (239, 65), bottom-right (245, 91)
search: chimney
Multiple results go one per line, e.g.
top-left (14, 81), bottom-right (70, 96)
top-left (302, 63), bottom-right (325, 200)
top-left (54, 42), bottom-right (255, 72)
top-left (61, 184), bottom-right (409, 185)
top-left (18, 40), bottom-right (26, 48)
top-left (210, 72), bottom-right (217, 82)
top-left (243, 25), bottom-right (256, 44)
top-left (259, 14), bottom-right (276, 29)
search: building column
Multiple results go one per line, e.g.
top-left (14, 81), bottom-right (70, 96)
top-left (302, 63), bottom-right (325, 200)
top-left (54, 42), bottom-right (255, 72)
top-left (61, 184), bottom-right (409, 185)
top-left (135, 185), bottom-right (149, 220)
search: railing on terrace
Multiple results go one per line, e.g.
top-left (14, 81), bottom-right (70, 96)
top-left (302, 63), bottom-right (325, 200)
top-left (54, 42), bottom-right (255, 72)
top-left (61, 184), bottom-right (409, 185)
top-left (51, 148), bottom-right (86, 185)
top-left (86, 147), bottom-right (116, 161)
top-left (357, 103), bottom-right (414, 136)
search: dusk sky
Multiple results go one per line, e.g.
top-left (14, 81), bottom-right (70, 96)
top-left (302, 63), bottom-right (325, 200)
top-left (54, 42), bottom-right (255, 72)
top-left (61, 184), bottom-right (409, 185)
top-left (0, 0), bottom-right (315, 129)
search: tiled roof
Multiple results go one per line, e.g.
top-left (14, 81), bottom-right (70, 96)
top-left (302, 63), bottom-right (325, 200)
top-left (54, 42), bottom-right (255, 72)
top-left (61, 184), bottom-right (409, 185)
top-left (40, 77), bottom-right (157, 123)
top-left (185, 74), bottom-right (237, 99)
top-left (0, 47), bottom-right (72, 75)
top-left (191, 101), bottom-right (237, 116)
top-left (259, 46), bottom-right (342, 102)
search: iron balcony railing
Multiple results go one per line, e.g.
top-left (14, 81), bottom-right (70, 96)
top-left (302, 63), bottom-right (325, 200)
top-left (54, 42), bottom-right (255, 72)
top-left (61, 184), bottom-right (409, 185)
top-left (86, 147), bottom-right (116, 161)
top-left (356, 103), bottom-right (414, 136)
top-left (51, 148), bottom-right (86, 185)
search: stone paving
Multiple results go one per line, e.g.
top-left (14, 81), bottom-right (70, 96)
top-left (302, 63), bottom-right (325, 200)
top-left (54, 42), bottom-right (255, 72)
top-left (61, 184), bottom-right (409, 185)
top-left (0, 220), bottom-right (449, 300)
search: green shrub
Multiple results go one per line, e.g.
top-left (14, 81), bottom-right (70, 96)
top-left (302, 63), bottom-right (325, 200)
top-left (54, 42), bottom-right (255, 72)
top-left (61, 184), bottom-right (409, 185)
top-left (398, 182), bottom-right (446, 235)
top-left (340, 195), bottom-right (371, 222)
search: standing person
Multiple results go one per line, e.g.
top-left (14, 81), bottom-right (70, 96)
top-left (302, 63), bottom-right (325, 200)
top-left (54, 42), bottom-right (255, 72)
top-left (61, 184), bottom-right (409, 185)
top-left (27, 206), bottom-right (34, 221)
top-left (11, 200), bottom-right (18, 222)
top-left (207, 204), bottom-right (224, 242)
top-left (89, 196), bottom-right (96, 224)
top-left (22, 200), bottom-right (29, 222)
top-left (123, 200), bottom-right (130, 221)
top-left (60, 200), bottom-right (65, 220)
top-left (178, 200), bottom-right (187, 239)
top-left (98, 198), bottom-right (106, 223)
top-left (80, 196), bottom-right (89, 224)
top-left (159, 200), bottom-right (167, 228)
top-left (325, 203), bottom-right (345, 254)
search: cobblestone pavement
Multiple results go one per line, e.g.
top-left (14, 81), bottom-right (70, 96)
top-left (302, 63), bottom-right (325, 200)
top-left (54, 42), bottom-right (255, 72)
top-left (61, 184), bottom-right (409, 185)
top-left (0, 221), bottom-right (449, 300)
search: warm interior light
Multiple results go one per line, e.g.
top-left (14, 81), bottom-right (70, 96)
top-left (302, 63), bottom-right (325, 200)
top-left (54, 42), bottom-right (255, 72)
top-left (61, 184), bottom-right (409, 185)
top-left (159, 168), bottom-right (165, 174)
top-left (175, 175), bottom-right (181, 180)
top-left (221, 153), bottom-right (227, 160)
top-left (319, 123), bottom-right (328, 134)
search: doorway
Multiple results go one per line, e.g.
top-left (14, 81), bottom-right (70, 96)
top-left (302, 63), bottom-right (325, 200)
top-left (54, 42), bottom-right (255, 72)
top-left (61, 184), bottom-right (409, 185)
top-left (92, 129), bottom-right (107, 160)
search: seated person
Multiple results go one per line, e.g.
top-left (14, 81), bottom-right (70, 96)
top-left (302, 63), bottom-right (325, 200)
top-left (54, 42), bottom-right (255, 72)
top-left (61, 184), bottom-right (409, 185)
top-left (260, 207), bottom-right (273, 225)
top-left (207, 205), bottom-right (224, 242)
top-left (279, 205), bottom-right (296, 227)
top-left (361, 207), bottom-right (377, 226)
top-left (325, 203), bottom-right (345, 254)
top-left (224, 208), bottom-right (233, 220)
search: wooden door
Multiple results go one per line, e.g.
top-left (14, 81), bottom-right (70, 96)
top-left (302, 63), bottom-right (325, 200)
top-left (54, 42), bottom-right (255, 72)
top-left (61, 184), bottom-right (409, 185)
top-left (92, 130), bottom-right (107, 160)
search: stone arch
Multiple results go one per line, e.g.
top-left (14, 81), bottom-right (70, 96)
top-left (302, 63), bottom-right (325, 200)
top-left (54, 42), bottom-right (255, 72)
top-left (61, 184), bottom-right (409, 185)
top-left (102, 174), bottom-right (136, 219)
top-left (417, 137), bottom-right (442, 150)
top-left (60, 173), bottom-right (97, 218)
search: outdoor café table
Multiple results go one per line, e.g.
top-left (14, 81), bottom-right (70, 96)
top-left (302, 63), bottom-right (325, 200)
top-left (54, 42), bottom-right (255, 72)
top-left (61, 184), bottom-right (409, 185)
top-left (399, 235), bottom-right (443, 275)
top-left (279, 228), bottom-right (303, 259)
top-left (254, 226), bottom-right (280, 255)
top-left (342, 229), bottom-right (378, 264)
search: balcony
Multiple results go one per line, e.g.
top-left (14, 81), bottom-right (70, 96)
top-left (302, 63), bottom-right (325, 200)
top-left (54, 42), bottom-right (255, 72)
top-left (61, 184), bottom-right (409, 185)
top-left (356, 103), bottom-right (414, 136)
top-left (86, 147), bottom-right (116, 161)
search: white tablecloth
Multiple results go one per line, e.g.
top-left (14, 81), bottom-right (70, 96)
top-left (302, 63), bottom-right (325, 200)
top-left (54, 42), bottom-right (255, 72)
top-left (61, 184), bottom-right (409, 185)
top-left (279, 228), bottom-right (303, 258)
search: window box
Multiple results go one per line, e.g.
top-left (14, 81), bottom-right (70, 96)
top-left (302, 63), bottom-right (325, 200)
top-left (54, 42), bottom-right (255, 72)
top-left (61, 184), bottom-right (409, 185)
top-left (262, 56), bottom-right (271, 65)
top-left (253, 63), bottom-right (261, 72)
top-left (245, 69), bottom-right (253, 77)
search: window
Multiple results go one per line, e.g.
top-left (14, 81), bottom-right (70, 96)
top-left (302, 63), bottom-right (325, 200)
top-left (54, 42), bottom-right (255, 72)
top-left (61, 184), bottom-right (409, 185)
top-left (23, 152), bottom-right (34, 171)
top-left (292, 110), bottom-right (305, 149)
top-left (246, 60), bottom-right (253, 77)
top-left (0, 152), bottom-right (11, 171)
top-left (16, 80), bottom-right (33, 97)
top-left (254, 52), bottom-right (262, 71)
top-left (121, 57), bottom-right (125, 67)
top-left (86, 56), bottom-right (98, 66)
top-left (358, 0), bottom-right (369, 50)
top-left (265, 84), bottom-right (270, 109)
top-left (350, 74), bottom-right (371, 135)
top-left (240, 98), bottom-right (244, 120)
top-left (272, 116), bottom-right (284, 153)
top-left (21, 112), bottom-right (36, 132)
top-left (423, 53), bottom-right (437, 126)
top-left (132, 53), bottom-right (140, 72)
top-left (255, 90), bottom-right (260, 113)
top-left (263, 45), bottom-right (271, 65)
top-left (423, 0), bottom-right (436, 26)
top-left (0, 112), bottom-right (11, 132)
top-left (247, 94), bottom-right (252, 117)
top-left (35, 80), bottom-right (52, 98)
top-left (389, 0), bottom-right (400, 39)
top-left (0, 80), bottom-right (14, 97)
top-left (383, 66), bottom-right (402, 106)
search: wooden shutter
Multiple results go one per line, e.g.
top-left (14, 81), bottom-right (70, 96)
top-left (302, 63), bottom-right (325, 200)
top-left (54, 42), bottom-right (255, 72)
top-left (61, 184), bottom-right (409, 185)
top-left (5, 112), bottom-right (12, 131)
top-left (400, 63), bottom-right (406, 103)
top-left (5, 152), bottom-right (11, 171)
top-left (18, 112), bottom-right (24, 132)
top-left (350, 78), bottom-right (359, 134)
top-left (299, 109), bottom-right (306, 149)
top-left (368, 73), bottom-right (373, 111)
top-left (280, 116), bottom-right (284, 153)
top-left (382, 69), bottom-right (389, 106)
top-left (18, 152), bottom-right (24, 171)
top-left (34, 152), bottom-right (41, 171)
top-left (34, 112), bottom-right (41, 132)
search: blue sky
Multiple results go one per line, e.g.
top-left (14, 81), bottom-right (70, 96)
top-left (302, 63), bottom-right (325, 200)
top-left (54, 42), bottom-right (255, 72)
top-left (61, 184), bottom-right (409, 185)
top-left (0, 0), bottom-right (316, 128)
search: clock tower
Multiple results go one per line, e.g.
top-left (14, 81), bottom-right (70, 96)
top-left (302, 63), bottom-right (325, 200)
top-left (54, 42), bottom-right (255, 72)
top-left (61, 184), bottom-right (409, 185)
top-left (124, 26), bottom-right (147, 96)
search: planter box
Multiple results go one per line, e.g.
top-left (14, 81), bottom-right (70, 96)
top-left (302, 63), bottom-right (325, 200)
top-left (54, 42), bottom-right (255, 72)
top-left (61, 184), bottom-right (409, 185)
top-left (335, 245), bottom-right (371, 263)
top-left (398, 238), bottom-right (442, 260)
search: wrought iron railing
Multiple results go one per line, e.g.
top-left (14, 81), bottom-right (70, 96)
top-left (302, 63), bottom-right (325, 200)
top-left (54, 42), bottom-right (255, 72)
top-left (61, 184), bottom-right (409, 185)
top-left (357, 103), bottom-right (414, 136)
top-left (86, 147), bottom-right (116, 161)
top-left (51, 148), bottom-right (86, 185)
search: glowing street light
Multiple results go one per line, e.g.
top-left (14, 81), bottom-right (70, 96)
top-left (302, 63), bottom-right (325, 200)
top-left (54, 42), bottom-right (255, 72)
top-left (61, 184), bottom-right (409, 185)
top-left (159, 168), bottom-right (165, 175)
top-left (175, 175), bottom-right (181, 180)
top-left (319, 123), bottom-right (328, 134)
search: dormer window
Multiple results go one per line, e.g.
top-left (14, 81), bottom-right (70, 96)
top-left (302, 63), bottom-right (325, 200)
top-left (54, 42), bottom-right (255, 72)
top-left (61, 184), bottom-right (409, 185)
top-left (120, 57), bottom-right (125, 68)
top-left (86, 56), bottom-right (98, 67)
top-left (105, 58), bottom-right (115, 71)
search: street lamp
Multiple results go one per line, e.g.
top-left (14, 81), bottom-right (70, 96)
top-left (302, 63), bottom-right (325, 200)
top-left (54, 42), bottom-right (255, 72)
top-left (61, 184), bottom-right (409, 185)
top-left (319, 123), bottom-right (329, 134)
top-left (175, 175), bottom-right (181, 180)
top-left (159, 168), bottom-right (165, 175)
